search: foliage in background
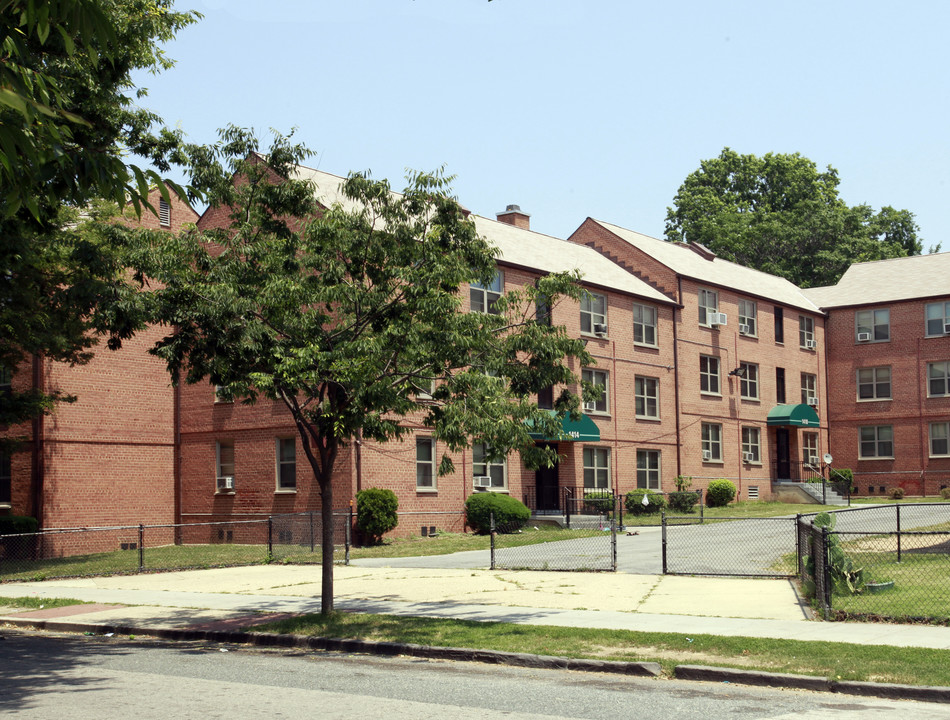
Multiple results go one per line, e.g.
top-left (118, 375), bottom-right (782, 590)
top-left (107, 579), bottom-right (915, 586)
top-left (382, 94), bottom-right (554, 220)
top-left (664, 148), bottom-right (928, 287)
top-left (355, 488), bottom-right (399, 545)
top-left (705, 479), bottom-right (736, 508)
top-left (624, 490), bottom-right (666, 516)
top-left (667, 491), bottom-right (700, 514)
top-left (465, 493), bottom-right (530, 534)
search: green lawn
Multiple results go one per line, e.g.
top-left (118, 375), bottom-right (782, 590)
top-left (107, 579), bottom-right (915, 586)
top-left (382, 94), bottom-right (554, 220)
top-left (831, 552), bottom-right (950, 620)
top-left (251, 611), bottom-right (950, 687)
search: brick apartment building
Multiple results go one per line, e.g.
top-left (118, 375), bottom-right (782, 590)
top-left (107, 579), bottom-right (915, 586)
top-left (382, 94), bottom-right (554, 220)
top-left (2, 167), bottom-right (948, 536)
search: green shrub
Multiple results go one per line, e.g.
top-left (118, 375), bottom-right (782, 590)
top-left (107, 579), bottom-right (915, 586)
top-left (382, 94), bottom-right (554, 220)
top-left (667, 491), bottom-right (700, 514)
top-left (829, 468), bottom-right (853, 485)
top-left (465, 492), bottom-right (530, 534)
top-left (624, 489), bottom-right (666, 515)
top-left (705, 479), bottom-right (736, 508)
top-left (888, 486), bottom-right (905, 500)
top-left (0, 516), bottom-right (38, 535)
top-left (583, 491), bottom-right (614, 514)
top-left (674, 475), bottom-right (693, 492)
top-left (355, 488), bottom-right (399, 545)
top-left (941, 488), bottom-right (950, 500)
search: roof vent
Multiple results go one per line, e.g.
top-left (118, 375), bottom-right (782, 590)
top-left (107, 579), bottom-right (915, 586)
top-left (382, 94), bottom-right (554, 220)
top-left (496, 204), bottom-right (531, 231)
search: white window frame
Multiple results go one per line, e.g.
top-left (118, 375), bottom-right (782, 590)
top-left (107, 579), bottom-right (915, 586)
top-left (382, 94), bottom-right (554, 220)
top-left (634, 375), bottom-right (659, 419)
top-left (473, 443), bottom-right (507, 490)
top-left (583, 447), bottom-right (611, 490)
top-left (803, 432), bottom-right (819, 465)
top-left (416, 437), bottom-right (436, 491)
top-left (470, 271), bottom-right (503, 314)
top-left (636, 449), bottom-right (661, 489)
top-left (741, 427), bottom-right (761, 464)
top-left (801, 373), bottom-right (818, 405)
top-left (275, 437), bottom-right (296, 491)
top-left (701, 422), bottom-right (723, 462)
top-left (928, 361), bottom-right (950, 397)
top-left (633, 303), bottom-right (658, 347)
top-left (859, 425), bottom-right (894, 459)
top-left (857, 366), bottom-right (891, 401)
top-left (931, 422), bottom-right (950, 457)
top-left (739, 362), bottom-right (759, 400)
top-left (739, 299), bottom-right (757, 337)
top-left (926, 301), bottom-right (950, 337)
top-left (700, 355), bottom-right (721, 395)
top-left (698, 288), bottom-right (718, 327)
top-left (580, 291), bottom-right (607, 335)
top-left (798, 315), bottom-right (815, 348)
top-left (216, 440), bottom-right (235, 491)
top-left (855, 308), bottom-right (890, 342)
top-left (582, 368), bottom-right (609, 414)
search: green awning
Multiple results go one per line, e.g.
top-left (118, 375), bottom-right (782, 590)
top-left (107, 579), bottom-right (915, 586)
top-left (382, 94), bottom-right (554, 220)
top-left (526, 411), bottom-right (601, 442)
top-left (767, 403), bottom-right (820, 428)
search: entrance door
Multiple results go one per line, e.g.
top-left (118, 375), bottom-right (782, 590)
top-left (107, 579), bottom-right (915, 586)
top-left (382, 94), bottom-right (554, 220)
top-left (775, 428), bottom-right (790, 480)
top-left (535, 443), bottom-right (560, 512)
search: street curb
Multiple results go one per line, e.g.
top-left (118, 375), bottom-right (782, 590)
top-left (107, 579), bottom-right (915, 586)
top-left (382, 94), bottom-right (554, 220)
top-left (674, 665), bottom-right (950, 704)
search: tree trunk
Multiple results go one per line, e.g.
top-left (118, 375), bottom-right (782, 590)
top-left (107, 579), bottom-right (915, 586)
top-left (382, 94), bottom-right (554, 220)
top-left (320, 474), bottom-right (334, 614)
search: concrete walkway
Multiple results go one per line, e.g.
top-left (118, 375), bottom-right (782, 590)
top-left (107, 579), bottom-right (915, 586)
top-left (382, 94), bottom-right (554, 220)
top-left (1, 564), bottom-right (950, 650)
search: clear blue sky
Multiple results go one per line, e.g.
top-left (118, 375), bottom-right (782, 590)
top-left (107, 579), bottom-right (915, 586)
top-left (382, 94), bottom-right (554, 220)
top-left (135, 0), bottom-right (950, 247)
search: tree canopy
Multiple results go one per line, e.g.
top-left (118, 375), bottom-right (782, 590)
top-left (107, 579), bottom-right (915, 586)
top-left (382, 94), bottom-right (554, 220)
top-left (130, 128), bottom-right (595, 612)
top-left (663, 148), bottom-right (923, 288)
top-left (0, 0), bottom-right (198, 445)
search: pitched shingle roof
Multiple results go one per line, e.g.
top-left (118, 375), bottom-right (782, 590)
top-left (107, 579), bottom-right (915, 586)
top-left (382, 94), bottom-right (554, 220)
top-left (589, 220), bottom-right (823, 313)
top-left (801, 252), bottom-right (950, 308)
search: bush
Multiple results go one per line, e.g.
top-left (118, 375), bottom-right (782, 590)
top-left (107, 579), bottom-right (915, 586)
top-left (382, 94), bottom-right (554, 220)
top-left (667, 491), bottom-right (700, 514)
top-left (941, 487), bottom-right (950, 500)
top-left (705, 479), bottom-right (736, 508)
top-left (0, 516), bottom-right (39, 560)
top-left (829, 468), bottom-right (853, 485)
top-left (624, 489), bottom-right (666, 515)
top-left (888, 486), bottom-right (905, 500)
top-left (465, 492), bottom-right (530, 534)
top-left (0, 516), bottom-right (38, 535)
top-left (355, 488), bottom-right (399, 544)
top-left (583, 491), bottom-right (614, 514)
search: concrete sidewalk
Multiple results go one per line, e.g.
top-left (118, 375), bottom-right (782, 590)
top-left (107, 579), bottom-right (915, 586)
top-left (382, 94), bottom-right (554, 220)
top-left (1, 564), bottom-right (950, 651)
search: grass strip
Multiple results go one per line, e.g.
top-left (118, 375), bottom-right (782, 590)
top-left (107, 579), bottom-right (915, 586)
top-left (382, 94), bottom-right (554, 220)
top-left (0, 596), bottom-right (89, 610)
top-left (251, 611), bottom-right (950, 687)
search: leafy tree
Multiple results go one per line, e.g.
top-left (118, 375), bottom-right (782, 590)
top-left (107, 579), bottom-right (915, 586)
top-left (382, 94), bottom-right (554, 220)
top-left (0, 0), bottom-right (199, 446)
top-left (664, 148), bottom-right (924, 287)
top-left (131, 128), bottom-right (595, 613)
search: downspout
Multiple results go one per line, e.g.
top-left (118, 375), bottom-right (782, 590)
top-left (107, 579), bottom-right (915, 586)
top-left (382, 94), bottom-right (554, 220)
top-left (673, 279), bottom-right (683, 478)
top-left (173, 377), bottom-right (182, 528)
top-left (611, 338), bottom-right (619, 495)
top-left (917, 337), bottom-right (926, 495)
top-left (30, 355), bottom-right (45, 527)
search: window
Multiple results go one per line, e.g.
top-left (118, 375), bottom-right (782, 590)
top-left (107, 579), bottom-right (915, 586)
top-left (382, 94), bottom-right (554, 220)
top-left (739, 362), bottom-right (759, 400)
top-left (774, 306), bottom-right (784, 343)
top-left (701, 423), bottom-right (723, 461)
top-left (636, 449), bottom-right (661, 489)
top-left (801, 373), bottom-right (817, 405)
top-left (216, 441), bottom-right (234, 490)
top-left (928, 361), bottom-right (950, 397)
top-left (776, 367), bottom-right (786, 404)
top-left (470, 271), bottom-right (502, 314)
top-left (536, 294), bottom-right (551, 326)
top-left (581, 292), bottom-right (607, 334)
top-left (857, 367), bottom-right (891, 400)
top-left (633, 303), bottom-right (657, 347)
top-left (634, 376), bottom-right (659, 419)
top-left (416, 438), bottom-right (436, 490)
top-left (698, 288), bottom-right (718, 326)
top-left (0, 365), bottom-right (10, 390)
top-left (856, 308), bottom-right (890, 342)
top-left (213, 385), bottom-right (232, 403)
top-left (798, 315), bottom-right (815, 348)
top-left (926, 302), bottom-right (950, 337)
top-left (859, 426), bottom-right (893, 459)
top-left (583, 447), bottom-right (610, 489)
top-left (582, 368), bottom-right (609, 414)
top-left (276, 438), bottom-right (296, 491)
top-left (741, 427), bottom-right (761, 464)
top-left (739, 300), bottom-right (757, 336)
top-left (931, 423), bottom-right (950, 457)
top-left (803, 433), bottom-right (819, 465)
top-left (413, 378), bottom-right (436, 400)
top-left (537, 384), bottom-right (554, 410)
top-left (473, 443), bottom-right (506, 489)
top-left (159, 198), bottom-right (171, 227)
top-left (700, 355), bottom-right (720, 395)
top-left (0, 450), bottom-right (10, 504)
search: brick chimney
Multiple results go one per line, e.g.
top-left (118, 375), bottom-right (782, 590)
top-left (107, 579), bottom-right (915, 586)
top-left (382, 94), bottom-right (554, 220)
top-left (496, 204), bottom-right (530, 230)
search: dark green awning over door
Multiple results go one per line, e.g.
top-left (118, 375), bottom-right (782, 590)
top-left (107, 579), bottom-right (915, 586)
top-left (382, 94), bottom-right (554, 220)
top-left (766, 403), bottom-right (820, 427)
top-left (526, 411), bottom-right (601, 442)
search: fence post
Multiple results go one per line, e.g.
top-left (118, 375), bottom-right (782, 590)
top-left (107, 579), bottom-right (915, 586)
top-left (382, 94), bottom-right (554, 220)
top-left (345, 516), bottom-right (351, 566)
top-left (896, 503), bottom-right (902, 563)
top-left (610, 506), bottom-right (617, 572)
top-left (138, 525), bottom-right (144, 572)
top-left (795, 514), bottom-right (802, 576)
top-left (267, 516), bottom-right (273, 558)
top-left (661, 511), bottom-right (667, 574)
top-left (617, 493), bottom-right (624, 531)
top-left (565, 488), bottom-right (572, 529)
top-left (490, 511), bottom-right (496, 570)
top-left (821, 526), bottom-right (832, 620)
top-left (310, 511), bottom-right (315, 553)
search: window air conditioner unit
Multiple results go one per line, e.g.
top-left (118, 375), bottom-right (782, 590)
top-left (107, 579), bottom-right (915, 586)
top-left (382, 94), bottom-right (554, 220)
top-left (217, 476), bottom-right (234, 492)
top-left (738, 323), bottom-right (750, 335)
top-left (702, 450), bottom-right (712, 461)
top-left (944, 323), bottom-right (950, 335)
top-left (806, 395), bottom-right (818, 407)
top-left (857, 332), bottom-right (871, 342)
top-left (804, 339), bottom-right (817, 350)
top-left (709, 312), bottom-right (727, 326)
top-left (583, 401), bottom-right (597, 412)
top-left (473, 475), bottom-right (492, 489)
top-left (807, 456), bottom-right (819, 466)
top-left (593, 323), bottom-right (608, 337)
top-left (743, 452), bottom-right (755, 463)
